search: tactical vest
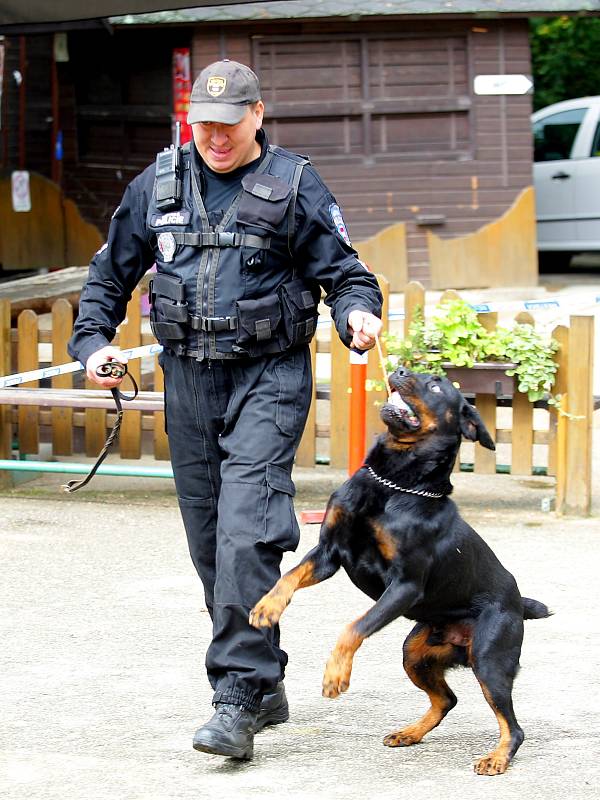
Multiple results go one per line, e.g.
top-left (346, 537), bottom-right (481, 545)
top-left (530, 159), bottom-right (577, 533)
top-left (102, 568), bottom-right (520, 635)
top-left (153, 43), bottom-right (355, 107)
top-left (147, 142), bottom-right (320, 359)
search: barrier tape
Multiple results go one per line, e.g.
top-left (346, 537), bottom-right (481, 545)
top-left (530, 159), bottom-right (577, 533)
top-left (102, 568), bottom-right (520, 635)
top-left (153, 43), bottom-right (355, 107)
top-left (0, 292), bottom-right (597, 390)
top-left (0, 343), bottom-right (163, 389)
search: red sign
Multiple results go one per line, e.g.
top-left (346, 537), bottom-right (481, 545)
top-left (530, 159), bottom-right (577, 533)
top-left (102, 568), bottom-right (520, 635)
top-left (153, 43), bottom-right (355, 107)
top-left (172, 48), bottom-right (192, 145)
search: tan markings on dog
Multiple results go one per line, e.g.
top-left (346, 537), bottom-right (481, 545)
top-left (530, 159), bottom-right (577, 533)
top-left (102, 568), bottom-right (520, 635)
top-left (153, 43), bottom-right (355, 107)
top-left (384, 626), bottom-right (456, 747)
top-left (473, 681), bottom-right (513, 775)
top-left (444, 408), bottom-right (454, 424)
top-left (322, 618), bottom-right (365, 698)
top-left (372, 521), bottom-right (397, 560)
top-left (410, 396), bottom-right (438, 433)
top-left (324, 504), bottom-right (345, 529)
top-left (249, 560), bottom-right (316, 629)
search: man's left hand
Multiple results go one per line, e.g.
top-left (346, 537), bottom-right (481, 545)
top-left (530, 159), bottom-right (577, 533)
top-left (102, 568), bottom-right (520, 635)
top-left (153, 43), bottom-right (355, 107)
top-left (347, 310), bottom-right (383, 351)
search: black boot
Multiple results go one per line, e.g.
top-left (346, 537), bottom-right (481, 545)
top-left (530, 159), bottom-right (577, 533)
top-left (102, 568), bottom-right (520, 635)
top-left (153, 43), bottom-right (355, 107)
top-left (255, 682), bottom-right (289, 732)
top-left (193, 703), bottom-right (257, 759)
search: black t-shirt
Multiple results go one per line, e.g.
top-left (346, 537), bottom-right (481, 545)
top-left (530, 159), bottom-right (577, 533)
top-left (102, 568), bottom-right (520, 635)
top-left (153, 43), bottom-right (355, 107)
top-left (201, 156), bottom-right (261, 225)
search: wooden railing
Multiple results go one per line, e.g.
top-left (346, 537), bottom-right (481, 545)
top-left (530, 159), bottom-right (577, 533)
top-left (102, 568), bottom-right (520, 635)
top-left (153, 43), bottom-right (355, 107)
top-left (0, 279), bottom-right (594, 514)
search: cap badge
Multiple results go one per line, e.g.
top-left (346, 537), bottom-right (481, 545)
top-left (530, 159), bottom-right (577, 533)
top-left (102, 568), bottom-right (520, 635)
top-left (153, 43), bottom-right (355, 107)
top-left (207, 76), bottom-right (227, 97)
top-left (157, 232), bottom-right (177, 263)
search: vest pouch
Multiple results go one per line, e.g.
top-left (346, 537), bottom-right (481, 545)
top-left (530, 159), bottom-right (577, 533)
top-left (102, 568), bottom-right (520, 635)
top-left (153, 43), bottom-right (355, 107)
top-left (235, 294), bottom-right (282, 350)
top-left (237, 174), bottom-right (293, 232)
top-left (149, 273), bottom-right (188, 342)
top-left (278, 279), bottom-right (319, 348)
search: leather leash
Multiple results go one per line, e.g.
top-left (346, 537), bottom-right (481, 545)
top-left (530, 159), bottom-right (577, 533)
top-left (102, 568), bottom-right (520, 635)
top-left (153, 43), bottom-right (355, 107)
top-left (62, 361), bottom-right (138, 493)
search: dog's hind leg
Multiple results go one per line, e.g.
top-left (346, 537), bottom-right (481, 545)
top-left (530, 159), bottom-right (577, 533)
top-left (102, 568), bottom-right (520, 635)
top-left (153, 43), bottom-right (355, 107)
top-left (384, 622), bottom-right (459, 747)
top-left (470, 607), bottom-right (525, 776)
top-left (249, 542), bottom-right (339, 629)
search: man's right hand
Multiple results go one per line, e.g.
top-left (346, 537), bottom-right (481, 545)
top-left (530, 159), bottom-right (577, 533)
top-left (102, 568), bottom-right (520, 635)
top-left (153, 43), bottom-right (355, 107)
top-left (85, 346), bottom-right (128, 388)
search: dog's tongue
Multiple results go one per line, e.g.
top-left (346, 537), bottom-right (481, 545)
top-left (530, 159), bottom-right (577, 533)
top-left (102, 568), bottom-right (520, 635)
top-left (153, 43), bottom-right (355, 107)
top-left (389, 391), bottom-right (420, 428)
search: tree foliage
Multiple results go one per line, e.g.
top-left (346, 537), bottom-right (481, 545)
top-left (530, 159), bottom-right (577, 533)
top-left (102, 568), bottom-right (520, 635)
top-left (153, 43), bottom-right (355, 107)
top-left (530, 16), bottom-right (600, 110)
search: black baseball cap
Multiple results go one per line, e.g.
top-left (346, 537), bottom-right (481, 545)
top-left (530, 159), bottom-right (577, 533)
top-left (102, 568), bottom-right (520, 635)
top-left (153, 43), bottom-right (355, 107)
top-left (187, 59), bottom-right (261, 125)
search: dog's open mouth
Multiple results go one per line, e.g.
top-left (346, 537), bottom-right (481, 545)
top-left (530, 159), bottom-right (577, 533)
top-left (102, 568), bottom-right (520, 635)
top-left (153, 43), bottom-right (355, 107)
top-left (386, 391), bottom-right (420, 429)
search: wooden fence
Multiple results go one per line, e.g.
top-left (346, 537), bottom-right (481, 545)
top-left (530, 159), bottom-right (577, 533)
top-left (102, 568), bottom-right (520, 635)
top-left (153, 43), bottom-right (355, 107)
top-left (0, 279), bottom-right (594, 514)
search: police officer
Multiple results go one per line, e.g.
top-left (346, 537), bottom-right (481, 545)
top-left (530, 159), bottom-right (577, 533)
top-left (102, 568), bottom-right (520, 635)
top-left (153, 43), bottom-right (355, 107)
top-left (69, 60), bottom-right (383, 760)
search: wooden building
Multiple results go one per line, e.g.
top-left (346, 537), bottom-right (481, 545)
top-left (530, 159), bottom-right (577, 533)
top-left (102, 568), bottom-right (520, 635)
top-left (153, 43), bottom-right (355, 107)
top-left (1, 2), bottom-right (597, 287)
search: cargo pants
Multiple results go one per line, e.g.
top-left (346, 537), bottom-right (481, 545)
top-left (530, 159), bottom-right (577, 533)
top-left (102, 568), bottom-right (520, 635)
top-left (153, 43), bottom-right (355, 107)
top-left (161, 346), bottom-right (312, 712)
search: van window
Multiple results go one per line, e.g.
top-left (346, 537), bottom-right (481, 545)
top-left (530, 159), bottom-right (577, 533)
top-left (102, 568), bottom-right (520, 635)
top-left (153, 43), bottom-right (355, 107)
top-left (533, 108), bottom-right (587, 162)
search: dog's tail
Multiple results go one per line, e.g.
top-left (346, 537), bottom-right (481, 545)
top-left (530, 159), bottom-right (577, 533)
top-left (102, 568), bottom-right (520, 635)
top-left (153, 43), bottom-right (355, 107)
top-left (522, 597), bottom-right (552, 619)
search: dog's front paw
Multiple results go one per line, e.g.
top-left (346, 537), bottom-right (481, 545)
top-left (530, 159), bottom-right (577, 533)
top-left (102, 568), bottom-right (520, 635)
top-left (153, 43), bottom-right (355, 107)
top-left (383, 726), bottom-right (423, 747)
top-left (322, 653), bottom-right (352, 698)
top-left (474, 752), bottom-right (510, 776)
top-left (249, 589), bottom-right (288, 628)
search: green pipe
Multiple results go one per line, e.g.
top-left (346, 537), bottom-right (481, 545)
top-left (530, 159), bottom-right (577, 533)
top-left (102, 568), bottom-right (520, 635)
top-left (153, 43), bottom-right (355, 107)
top-left (0, 459), bottom-right (174, 479)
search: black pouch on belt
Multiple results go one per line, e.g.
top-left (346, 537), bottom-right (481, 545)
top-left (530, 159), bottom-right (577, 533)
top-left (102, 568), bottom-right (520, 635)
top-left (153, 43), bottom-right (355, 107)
top-left (278, 279), bottom-right (319, 348)
top-left (149, 272), bottom-right (188, 341)
top-left (235, 293), bottom-right (283, 353)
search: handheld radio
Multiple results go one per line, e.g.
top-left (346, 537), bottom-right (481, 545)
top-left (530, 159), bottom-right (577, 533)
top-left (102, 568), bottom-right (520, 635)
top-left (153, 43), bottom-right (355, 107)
top-left (155, 121), bottom-right (183, 211)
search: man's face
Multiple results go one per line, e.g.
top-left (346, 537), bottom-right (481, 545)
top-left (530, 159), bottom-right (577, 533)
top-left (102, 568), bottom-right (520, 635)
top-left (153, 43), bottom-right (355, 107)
top-left (192, 101), bottom-right (264, 172)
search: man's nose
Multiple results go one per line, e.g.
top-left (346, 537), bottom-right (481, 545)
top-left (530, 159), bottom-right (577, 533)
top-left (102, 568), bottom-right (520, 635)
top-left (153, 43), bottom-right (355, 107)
top-left (211, 125), bottom-right (228, 144)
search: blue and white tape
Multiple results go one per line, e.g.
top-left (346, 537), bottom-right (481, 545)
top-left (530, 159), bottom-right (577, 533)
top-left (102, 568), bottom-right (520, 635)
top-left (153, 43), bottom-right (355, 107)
top-left (0, 344), bottom-right (163, 389)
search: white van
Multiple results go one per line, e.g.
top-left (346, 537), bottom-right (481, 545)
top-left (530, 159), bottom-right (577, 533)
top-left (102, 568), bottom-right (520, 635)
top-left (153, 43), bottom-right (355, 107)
top-left (532, 96), bottom-right (600, 267)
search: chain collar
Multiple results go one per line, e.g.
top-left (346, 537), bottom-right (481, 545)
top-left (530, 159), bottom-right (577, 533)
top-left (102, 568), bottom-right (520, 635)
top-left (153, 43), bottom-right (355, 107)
top-left (365, 465), bottom-right (446, 499)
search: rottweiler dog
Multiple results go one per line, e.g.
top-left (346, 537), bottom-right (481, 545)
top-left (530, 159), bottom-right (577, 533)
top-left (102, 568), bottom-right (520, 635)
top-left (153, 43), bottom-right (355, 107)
top-left (250, 367), bottom-right (550, 775)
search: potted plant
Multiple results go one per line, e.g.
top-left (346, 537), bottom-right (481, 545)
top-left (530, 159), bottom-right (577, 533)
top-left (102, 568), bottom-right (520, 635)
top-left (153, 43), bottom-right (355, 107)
top-left (376, 298), bottom-right (560, 403)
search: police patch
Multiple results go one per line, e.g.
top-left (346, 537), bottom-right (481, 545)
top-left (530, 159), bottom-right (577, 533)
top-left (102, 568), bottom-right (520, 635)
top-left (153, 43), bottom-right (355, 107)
top-left (151, 210), bottom-right (191, 227)
top-left (207, 76), bottom-right (226, 97)
top-left (157, 232), bottom-right (177, 263)
top-left (329, 203), bottom-right (351, 246)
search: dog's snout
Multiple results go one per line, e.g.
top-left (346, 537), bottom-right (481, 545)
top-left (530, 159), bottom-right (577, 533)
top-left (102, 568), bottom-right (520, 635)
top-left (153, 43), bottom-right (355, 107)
top-left (395, 366), bottom-right (409, 378)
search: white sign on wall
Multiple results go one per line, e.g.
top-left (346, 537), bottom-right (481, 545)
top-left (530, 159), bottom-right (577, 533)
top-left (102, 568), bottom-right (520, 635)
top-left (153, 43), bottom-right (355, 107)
top-left (11, 170), bottom-right (32, 212)
top-left (474, 74), bottom-right (533, 96)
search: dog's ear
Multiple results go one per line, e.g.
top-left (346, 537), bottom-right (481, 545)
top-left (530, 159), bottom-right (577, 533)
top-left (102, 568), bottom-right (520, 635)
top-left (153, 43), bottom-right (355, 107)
top-left (459, 400), bottom-right (496, 450)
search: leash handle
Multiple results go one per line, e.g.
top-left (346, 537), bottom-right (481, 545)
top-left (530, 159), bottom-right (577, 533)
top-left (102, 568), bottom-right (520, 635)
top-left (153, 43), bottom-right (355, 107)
top-left (95, 360), bottom-right (128, 380)
top-left (375, 333), bottom-right (392, 400)
top-left (61, 368), bottom-right (139, 493)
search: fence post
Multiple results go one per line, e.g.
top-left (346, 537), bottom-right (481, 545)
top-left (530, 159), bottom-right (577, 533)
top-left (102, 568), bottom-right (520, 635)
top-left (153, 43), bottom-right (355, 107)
top-left (118, 289), bottom-right (142, 459)
top-left (547, 324), bottom-right (568, 477)
top-left (511, 311), bottom-right (535, 475)
top-left (404, 281), bottom-right (424, 338)
top-left (51, 298), bottom-right (74, 455)
top-left (561, 315), bottom-right (594, 516)
top-left (0, 300), bottom-right (12, 487)
top-left (17, 310), bottom-right (39, 454)
top-left (474, 311), bottom-right (498, 474)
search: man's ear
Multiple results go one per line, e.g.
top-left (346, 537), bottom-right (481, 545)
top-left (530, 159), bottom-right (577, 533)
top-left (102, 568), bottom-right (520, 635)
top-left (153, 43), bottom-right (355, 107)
top-left (459, 400), bottom-right (496, 450)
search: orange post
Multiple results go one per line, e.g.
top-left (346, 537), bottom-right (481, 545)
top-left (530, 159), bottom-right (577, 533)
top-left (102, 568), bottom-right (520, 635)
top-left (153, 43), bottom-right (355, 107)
top-left (348, 349), bottom-right (368, 475)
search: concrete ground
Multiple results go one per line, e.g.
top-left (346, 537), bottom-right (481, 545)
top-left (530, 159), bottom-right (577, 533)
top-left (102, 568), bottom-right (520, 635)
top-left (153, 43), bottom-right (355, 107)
top-left (1, 446), bottom-right (599, 800)
top-left (1, 270), bottom-right (599, 799)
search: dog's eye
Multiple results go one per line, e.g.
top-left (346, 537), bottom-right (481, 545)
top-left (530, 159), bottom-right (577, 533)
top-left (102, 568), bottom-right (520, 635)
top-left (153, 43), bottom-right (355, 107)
top-left (429, 383), bottom-right (442, 393)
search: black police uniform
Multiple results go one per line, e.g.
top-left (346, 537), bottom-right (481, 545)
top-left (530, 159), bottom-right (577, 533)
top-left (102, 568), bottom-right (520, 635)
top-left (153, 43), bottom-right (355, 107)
top-left (68, 129), bottom-right (382, 713)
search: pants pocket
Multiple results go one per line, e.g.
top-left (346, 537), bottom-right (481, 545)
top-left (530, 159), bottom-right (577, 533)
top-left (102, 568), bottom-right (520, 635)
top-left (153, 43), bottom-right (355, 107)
top-left (258, 463), bottom-right (300, 552)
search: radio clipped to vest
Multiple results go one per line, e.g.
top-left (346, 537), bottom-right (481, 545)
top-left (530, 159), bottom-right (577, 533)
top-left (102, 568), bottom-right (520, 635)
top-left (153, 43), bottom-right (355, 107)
top-left (155, 121), bottom-right (183, 211)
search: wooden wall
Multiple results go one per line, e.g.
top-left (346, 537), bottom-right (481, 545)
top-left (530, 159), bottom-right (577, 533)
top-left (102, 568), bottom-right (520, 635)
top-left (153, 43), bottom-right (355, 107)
top-left (192, 18), bottom-right (536, 288)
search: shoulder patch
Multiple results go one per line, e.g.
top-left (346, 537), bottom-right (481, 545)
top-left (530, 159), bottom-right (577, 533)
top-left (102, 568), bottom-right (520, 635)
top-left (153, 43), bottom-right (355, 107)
top-left (329, 203), bottom-right (352, 246)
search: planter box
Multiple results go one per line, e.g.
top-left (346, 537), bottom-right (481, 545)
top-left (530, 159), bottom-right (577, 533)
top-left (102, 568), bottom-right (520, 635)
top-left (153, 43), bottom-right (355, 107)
top-left (442, 362), bottom-right (516, 397)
